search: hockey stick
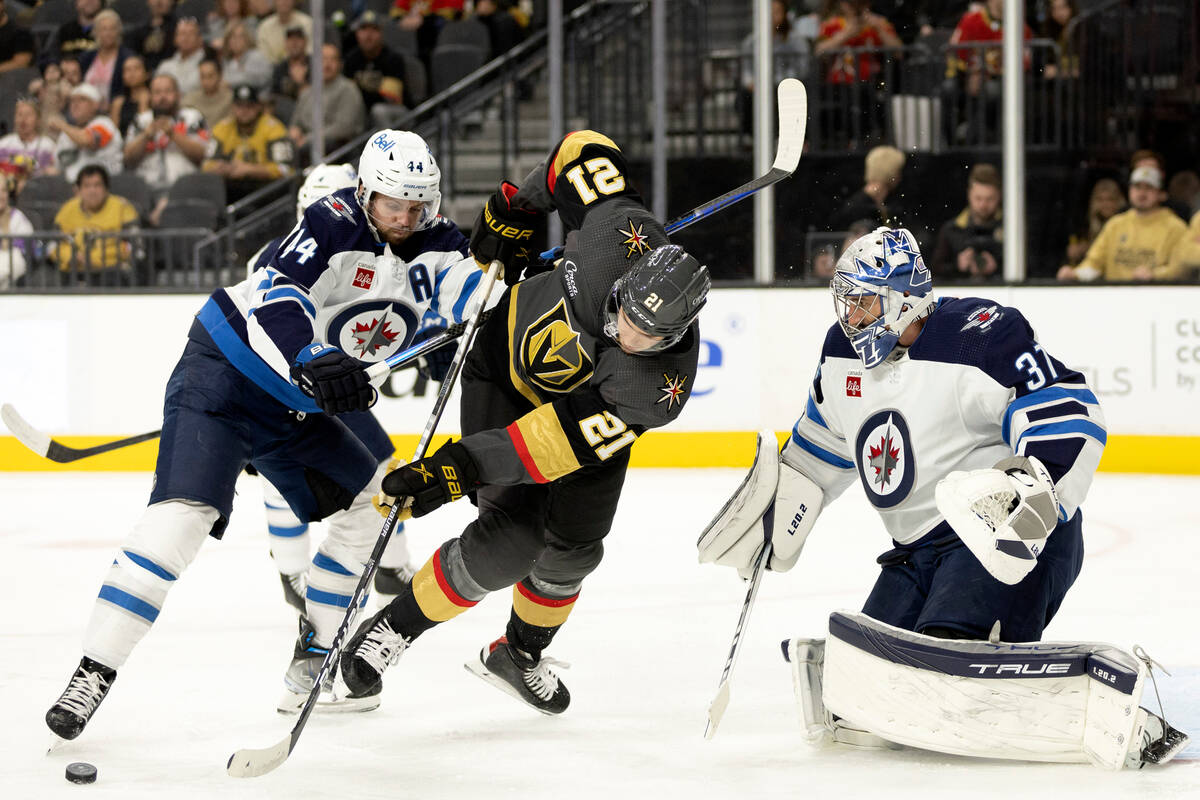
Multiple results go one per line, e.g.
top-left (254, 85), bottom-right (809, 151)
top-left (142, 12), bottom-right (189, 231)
top-left (704, 536), bottom-right (773, 740)
top-left (1, 314), bottom-right (492, 465)
top-left (226, 259), bottom-right (503, 779)
top-left (1, 404), bottom-right (161, 463)
top-left (664, 78), bottom-right (806, 235)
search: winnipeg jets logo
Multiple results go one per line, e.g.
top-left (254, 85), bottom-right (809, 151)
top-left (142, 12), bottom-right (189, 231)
top-left (854, 410), bottom-right (916, 509)
top-left (655, 372), bottom-right (689, 410)
top-left (868, 431), bottom-right (901, 488)
top-left (618, 219), bottom-right (651, 259)
top-left (351, 315), bottom-right (401, 357)
top-left (961, 304), bottom-right (1003, 332)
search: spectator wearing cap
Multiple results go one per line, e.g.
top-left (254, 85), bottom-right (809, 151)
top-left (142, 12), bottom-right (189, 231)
top-left (0, 0), bottom-right (35, 75)
top-left (56, 0), bottom-right (103, 60)
top-left (257, 0), bottom-right (313, 64)
top-left (52, 164), bottom-right (139, 286)
top-left (344, 10), bottom-right (408, 118)
top-left (123, 73), bottom-right (210, 219)
top-left (46, 83), bottom-right (124, 182)
top-left (221, 21), bottom-right (271, 90)
top-left (289, 42), bottom-right (365, 157)
top-left (270, 24), bottom-right (308, 100)
top-left (1130, 149), bottom-right (1191, 223)
top-left (1057, 164), bottom-right (1187, 282)
top-left (78, 10), bottom-right (134, 108)
top-left (182, 57), bottom-right (233, 125)
top-left (203, 83), bottom-right (295, 201)
top-left (0, 97), bottom-right (58, 176)
top-left (129, 0), bottom-right (177, 72)
top-left (156, 16), bottom-right (217, 96)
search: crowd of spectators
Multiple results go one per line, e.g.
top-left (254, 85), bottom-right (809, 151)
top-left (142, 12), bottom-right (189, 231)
top-left (0, 0), bottom-right (530, 286)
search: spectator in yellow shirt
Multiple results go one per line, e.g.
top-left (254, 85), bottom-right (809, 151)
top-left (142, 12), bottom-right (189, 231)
top-left (1057, 165), bottom-right (1186, 282)
top-left (203, 83), bottom-right (295, 202)
top-left (53, 164), bottom-right (140, 286)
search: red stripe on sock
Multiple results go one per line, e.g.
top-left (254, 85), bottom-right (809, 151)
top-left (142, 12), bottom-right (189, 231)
top-left (516, 581), bottom-right (579, 608)
top-left (432, 550), bottom-right (477, 609)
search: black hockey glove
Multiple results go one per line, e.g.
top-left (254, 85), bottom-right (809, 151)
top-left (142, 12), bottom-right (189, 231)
top-left (380, 440), bottom-right (480, 518)
top-left (290, 344), bottom-right (377, 415)
top-left (411, 325), bottom-right (453, 383)
top-left (469, 181), bottom-right (543, 286)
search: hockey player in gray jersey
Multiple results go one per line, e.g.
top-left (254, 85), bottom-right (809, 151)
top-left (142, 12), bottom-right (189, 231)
top-left (698, 227), bottom-right (1187, 768)
top-left (336, 130), bottom-right (711, 714)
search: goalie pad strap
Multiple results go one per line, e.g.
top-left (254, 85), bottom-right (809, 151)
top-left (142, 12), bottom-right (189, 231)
top-left (820, 611), bottom-right (1147, 770)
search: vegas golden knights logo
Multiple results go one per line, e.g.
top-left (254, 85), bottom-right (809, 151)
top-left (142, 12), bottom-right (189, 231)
top-left (521, 299), bottom-right (594, 394)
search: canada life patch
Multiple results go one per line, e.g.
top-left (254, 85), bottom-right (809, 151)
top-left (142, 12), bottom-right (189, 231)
top-left (846, 375), bottom-right (862, 397)
top-left (353, 267), bottom-right (374, 290)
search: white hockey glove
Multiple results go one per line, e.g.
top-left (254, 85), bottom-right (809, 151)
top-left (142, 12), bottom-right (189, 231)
top-left (935, 455), bottom-right (1060, 586)
top-left (698, 431), bottom-right (823, 578)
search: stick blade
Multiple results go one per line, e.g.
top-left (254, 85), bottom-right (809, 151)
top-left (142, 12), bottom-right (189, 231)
top-left (770, 79), bottom-right (808, 174)
top-left (704, 681), bottom-right (731, 740)
top-left (227, 737), bottom-right (291, 778)
top-left (1, 403), bottom-right (51, 457)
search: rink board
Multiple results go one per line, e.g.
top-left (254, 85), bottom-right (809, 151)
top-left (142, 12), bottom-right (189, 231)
top-left (2, 287), bottom-right (1199, 473)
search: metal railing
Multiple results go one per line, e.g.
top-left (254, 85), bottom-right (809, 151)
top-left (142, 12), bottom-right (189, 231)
top-left (0, 228), bottom-right (235, 292)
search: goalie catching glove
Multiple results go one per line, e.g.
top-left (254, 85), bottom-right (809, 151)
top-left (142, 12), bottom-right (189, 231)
top-left (935, 455), bottom-right (1061, 586)
top-left (376, 440), bottom-right (480, 519)
top-left (697, 431), bottom-right (824, 578)
top-left (469, 181), bottom-right (544, 286)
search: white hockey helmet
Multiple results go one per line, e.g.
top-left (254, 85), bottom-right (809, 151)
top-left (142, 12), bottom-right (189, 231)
top-left (356, 129), bottom-right (442, 236)
top-left (296, 162), bottom-right (358, 222)
top-left (831, 226), bottom-right (936, 368)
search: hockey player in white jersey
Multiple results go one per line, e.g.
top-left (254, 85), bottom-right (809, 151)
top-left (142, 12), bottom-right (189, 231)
top-left (699, 227), bottom-right (1187, 768)
top-left (45, 130), bottom-right (490, 741)
top-left (250, 163), bottom-right (421, 613)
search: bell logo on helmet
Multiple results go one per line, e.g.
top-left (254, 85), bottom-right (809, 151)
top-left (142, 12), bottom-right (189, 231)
top-left (372, 133), bottom-right (395, 152)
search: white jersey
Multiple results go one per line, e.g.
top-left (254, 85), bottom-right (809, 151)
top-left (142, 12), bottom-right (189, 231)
top-left (784, 297), bottom-right (1106, 545)
top-left (55, 115), bottom-right (123, 183)
top-left (197, 187), bottom-right (484, 413)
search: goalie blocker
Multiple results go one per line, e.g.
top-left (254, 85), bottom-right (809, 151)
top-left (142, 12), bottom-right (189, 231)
top-left (784, 611), bottom-right (1189, 770)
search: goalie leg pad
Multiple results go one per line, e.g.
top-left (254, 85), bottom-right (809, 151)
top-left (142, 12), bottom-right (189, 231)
top-left (820, 611), bottom-right (1163, 769)
top-left (697, 431), bottom-right (780, 570)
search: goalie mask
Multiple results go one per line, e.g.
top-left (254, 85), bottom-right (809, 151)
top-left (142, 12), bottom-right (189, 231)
top-left (296, 163), bottom-right (357, 222)
top-left (831, 227), bottom-right (935, 368)
top-left (603, 244), bottom-right (710, 354)
top-left (356, 129), bottom-right (442, 240)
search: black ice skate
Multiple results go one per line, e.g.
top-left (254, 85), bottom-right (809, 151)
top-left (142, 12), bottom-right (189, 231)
top-left (279, 571), bottom-right (306, 614)
top-left (278, 616), bottom-right (378, 714)
top-left (46, 656), bottom-right (117, 741)
top-left (465, 636), bottom-right (570, 715)
top-left (373, 563), bottom-right (416, 597)
top-left (340, 606), bottom-right (411, 700)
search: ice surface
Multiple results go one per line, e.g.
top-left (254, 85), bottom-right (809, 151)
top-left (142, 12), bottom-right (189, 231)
top-left (1, 470), bottom-right (1197, 799)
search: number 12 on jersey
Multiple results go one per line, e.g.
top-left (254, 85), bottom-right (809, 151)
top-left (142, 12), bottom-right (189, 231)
top-left (579, 411), bottom-right (636, 460)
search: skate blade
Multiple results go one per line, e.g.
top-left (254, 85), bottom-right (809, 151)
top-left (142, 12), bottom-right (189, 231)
top-left (276, 683), bottom-right (380, 715)
top-left (463, 658), bottom-right (557, 717)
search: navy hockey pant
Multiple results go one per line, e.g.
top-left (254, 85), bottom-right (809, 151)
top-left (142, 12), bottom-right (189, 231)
top-left (861, 513), bottom-right (1085, 642)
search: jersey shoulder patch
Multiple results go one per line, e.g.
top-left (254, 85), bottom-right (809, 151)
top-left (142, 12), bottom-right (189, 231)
top-left (910, 296), bottom-right (1035, 373)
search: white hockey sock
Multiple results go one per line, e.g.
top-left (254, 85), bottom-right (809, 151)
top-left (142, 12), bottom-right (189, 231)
top-left (305, 542), bottom-right (367, 646)
top-left (262, 478), bottom-right (311, 575)
top-left (378, 522), bottom-right (410, 569)
top-left (82, 500), bottom-right (216, 668)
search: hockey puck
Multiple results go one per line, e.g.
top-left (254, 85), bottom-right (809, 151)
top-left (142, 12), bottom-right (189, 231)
top-left (65, 762), bottom-right (97, 784)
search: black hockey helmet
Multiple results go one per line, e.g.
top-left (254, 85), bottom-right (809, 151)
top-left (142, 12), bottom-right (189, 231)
top-left (603, 244), bottom-right (710, 354)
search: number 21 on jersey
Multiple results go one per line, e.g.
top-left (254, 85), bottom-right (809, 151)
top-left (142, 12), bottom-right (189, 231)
top-left (579, 411), bottom-right (636, 460)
